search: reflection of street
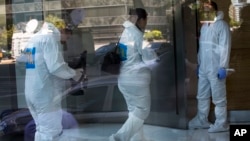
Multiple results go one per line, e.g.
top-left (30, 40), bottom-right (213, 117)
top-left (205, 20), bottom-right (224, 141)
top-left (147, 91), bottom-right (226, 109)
top-left (94, 43), bottom-right (110, 51)
top-left (0, 59), bottom-right (18, 112)
top-left (0, 59), bottom-right (15, 65)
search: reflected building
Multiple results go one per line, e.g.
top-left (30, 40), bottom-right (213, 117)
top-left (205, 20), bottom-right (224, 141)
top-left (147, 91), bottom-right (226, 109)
top-left (0, 0), bottom-right (173, 45)
top-left (0, 0), bottom-right (187, 130)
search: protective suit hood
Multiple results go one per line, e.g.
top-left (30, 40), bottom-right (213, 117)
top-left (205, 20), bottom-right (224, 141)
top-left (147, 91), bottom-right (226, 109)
top-left (215, 11), bottom-right (224, 22)
top-left (38, 22), bottom-right (61, 42)
top-left (123, 21), bottom-right (134, 28)
top-left (70, 9), bottom-right (85, 26)
top-left (123, 21), bottom-right (143, 36)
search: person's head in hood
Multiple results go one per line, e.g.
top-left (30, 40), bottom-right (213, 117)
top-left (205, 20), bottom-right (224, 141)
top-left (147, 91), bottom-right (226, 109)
top-left (62, 9), bottom-right (85, 31)
top-left (39, 21), bottom-right (70, 44)
top-left (129, 8), bottom-right (148, 32)
top-left (203, 1), bottom-right (218, 13)
top-left (42, 8), bottom-right (84, 44)
top-left (200, 1), bottom-right (219, 24)
top-left (59, 27), bottom-right (71, 44)
top-left (209, 1), bottom-right (218, 11)
top-left (61, 8), bottom-right (85, 44)
top-left (42, 15), bottom-right (70, 43)
top-left (204, 1), bottom-right (225, 22)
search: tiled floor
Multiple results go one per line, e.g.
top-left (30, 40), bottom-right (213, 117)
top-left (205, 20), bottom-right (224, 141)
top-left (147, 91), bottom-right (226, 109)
top-left (62, 123), bottom-right (230, 141)
top-left (0, 122), bottom-right (233, 141)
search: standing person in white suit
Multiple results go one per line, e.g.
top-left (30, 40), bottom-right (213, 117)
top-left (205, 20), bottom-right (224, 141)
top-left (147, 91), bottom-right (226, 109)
top-left (188, 1), bottom-right (231, 133)
top-left (109, 8), bottom-right (157, 141)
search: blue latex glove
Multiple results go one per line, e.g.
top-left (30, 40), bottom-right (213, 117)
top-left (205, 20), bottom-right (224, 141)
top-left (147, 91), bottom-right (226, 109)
top-left (218, 68), bottom-right (227, 79)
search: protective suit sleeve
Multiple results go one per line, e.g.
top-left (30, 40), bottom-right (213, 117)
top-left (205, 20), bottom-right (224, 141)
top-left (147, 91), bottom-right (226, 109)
top-left (136, 36), bottom-right (143, 54)
top-left (196, 65), bottom-right (199, 76)
top-left (141, 47), bottom-right (158, 65)
top-left (219, 23), bottom-right (231, 68)
top-left (197, 50), bottom-right (200, 65)
top-left (15, 52), bottom-right (29, 63)
top-left (197, 25), bottom-right (205, 65)
top-left (43, 35), bottom-right (76, 79)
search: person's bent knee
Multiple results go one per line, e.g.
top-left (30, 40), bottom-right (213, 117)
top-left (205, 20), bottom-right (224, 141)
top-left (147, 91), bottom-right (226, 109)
top-left (132, 107), bottom-right (150, 120)
top-left (197, 96), bottom-right (210, 101)
top-left (212, 99), bottom-right (227, 107)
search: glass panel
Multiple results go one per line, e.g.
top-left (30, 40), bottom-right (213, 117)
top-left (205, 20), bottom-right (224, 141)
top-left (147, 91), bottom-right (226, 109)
top-left (0, 0), bottom-right (186, 140)
top-left (1, 0), bottom-right (249, 140)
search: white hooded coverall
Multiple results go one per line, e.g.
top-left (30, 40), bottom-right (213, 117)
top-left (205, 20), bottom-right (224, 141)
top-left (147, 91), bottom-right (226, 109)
top-left (24, 22), bottom-right (76, 141)
top-left (110, 21), bottom-right (156, 141)
top-left (192, 11), bottom-right (231, 131)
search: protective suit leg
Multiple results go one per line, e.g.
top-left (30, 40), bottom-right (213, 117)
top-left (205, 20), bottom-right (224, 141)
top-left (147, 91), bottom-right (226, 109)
top-left (130, 126), bottom-right (153, 141)
top-left (110, 83), bottom-right (151, 141)
top-left (34, 110), bottom-right (63, 141)
top-left (130, 127), bottom-right (145, 141)
top-left (189, 99), bottom-right (211, 129)
top-left (109, 113), bottom-right (144, 141)
top-left (208, 79), bottom-right (228, 133)
top-left (189, 76), bottom-right (211, 129)
top-left (25, 92), bottom-right (63, 141)
top-left (24, 110), bottom-right (79, 141)
top-left (118, 83), bottom-right (151, 120)
top-left (208, 106), bottom-right (228, 133)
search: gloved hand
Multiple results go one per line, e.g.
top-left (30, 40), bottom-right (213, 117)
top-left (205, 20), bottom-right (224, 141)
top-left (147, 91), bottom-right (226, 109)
top-left (218, 68), bottom-right (227, 80)
top-left (70, 69), bottom-right (85, 96)
top-left (72, 69), bottom-right (83, 82)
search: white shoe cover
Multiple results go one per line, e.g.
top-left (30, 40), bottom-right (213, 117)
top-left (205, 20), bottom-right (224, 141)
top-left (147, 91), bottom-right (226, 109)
top-left (208, 124), bottom-right (229, 133)
top-left (189, 115), bottom-right (211, 129)
top-left (109, 113), bottom-right (144, 141)
top-left (131, 127), bottom-right (153, 141)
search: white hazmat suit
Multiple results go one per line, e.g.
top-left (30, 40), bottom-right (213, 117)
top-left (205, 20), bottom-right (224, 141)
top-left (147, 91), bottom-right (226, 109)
top-left (24, 22), bottom-right (76, 141)
top-left (109, 21), bottom-right (156, 141)
top-left (189, 11), bottom-right (231, 132)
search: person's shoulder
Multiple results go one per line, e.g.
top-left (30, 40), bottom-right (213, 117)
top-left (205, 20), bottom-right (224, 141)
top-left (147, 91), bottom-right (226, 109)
top-left (218, 19), bottom-right (228, 24)
top-left (215, 19), bottom-right (230, 29)
top-left (33, 33), bottom-right (56, 45)
top-left (214, 11), bottom-right (229, 26)
top-left (124, 26), bottom-right (141, 38)
top-left (38, 32), bottom-right (54, 39)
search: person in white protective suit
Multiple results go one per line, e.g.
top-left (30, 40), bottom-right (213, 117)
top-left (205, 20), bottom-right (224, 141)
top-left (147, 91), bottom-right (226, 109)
top-left (21, 10), bottom-right (82, 141)
top-left (109, 8), bottom-right (157, 141)
top-left (24, 22), bottom-right (74, 141)
top-left (188, 1), bottom-right (231, 133)
top-left (23, 9), bottom-right (84, 141)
